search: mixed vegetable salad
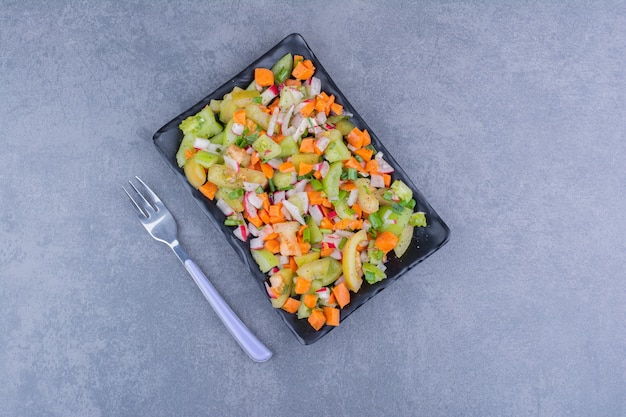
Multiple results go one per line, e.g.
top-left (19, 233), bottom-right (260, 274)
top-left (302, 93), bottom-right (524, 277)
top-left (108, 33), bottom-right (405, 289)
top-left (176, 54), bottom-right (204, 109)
top-left (175, 53), bottom-right (427, 331)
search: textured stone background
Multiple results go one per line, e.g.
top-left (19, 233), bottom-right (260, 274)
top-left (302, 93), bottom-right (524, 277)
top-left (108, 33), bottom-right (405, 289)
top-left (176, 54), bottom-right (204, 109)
top-left (1, 1), bottom-right (625, 416)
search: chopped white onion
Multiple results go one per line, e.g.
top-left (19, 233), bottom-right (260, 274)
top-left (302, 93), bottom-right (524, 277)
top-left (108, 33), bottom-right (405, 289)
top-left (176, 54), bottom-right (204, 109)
top-left (250, 237), bottom-right (264, 250)
top-left (347, 189), bottom-right (359, 206)
top-left (266, 158), bottom-right (283, 169)
top-left (308, 77), bottom-right (321, 97)
top-left (258, 224), bottom-right (274, 240)
top-left (330, 249), bottom-right (343, 260)
top-left (370, 174), bottom-right (385, 188)
top-left (267, 106), bottom-right (279, 137)
top-left (309, 205), bottom-right (324, 225)
top-left (282, 200), bottom-right (305, 225)
top-left (243, 182), bottom-right (261, 192)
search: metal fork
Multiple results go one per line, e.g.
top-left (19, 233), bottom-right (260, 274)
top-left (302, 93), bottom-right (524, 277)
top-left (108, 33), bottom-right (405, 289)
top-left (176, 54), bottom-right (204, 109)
top-left (123, 176), bottom-right (272, 362)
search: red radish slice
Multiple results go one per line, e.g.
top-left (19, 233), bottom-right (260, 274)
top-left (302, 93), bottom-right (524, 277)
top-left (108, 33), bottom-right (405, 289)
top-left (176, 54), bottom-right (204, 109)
top-left (246, 191), bottom-right (264, 209)
top-left (232, 122), bottom-right (245, 136)
top-left (216, 199), bottom-right (234, 216)
top-left (309, 77), bottom-right (321, 97)
top-left (261, 84), bottom-right (279, 105)
top-left (264, 281), bottom-right (276, 298)
top-left (223, 155), bottom-right (240, 173)
top-left (330, 249), bottom-right (343, 260)
top-left (266, 158), bottom-right (283, 169)
top-left (233, 223), bottom-right (248, 242)
top-left (315, 136), bottom-right (330, 152)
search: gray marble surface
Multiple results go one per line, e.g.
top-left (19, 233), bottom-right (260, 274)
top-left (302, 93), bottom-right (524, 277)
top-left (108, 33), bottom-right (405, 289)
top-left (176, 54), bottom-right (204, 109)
top-left (1, 1), bottom-right (625, 416)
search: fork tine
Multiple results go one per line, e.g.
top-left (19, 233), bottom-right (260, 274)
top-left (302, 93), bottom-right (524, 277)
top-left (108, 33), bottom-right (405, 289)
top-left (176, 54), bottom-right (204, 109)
top-left (127, 179), bottom-right (156, 214)
top-left (134, 176), bottom-right (164, 209)
top-left (123, 186), bottom-right (148, 218)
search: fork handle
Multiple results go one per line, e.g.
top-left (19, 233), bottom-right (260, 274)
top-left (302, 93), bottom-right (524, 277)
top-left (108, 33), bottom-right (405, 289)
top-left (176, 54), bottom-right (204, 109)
top-left (183, 259), bottom-right (272, 362)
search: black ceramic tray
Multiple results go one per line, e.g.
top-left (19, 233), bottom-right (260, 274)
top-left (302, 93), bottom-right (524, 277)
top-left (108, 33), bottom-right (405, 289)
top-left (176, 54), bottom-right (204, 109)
top-left (153, 33), bottom-right (450, 345)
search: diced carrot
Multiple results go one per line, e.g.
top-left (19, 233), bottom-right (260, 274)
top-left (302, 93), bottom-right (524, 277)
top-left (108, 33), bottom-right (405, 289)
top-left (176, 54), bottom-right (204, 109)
top-left (340, 182), bottom-right (356, 191)
top-left (348, 219), bottom-right (364, 230)
top-left (307, 191), bottom-right (324, 206)
top-left (269, 205), bottom-right (282, 218)
top-left (320, 247), bottom-right (334, 257)
top-left (248, 161), bottom-right (260, 172)
top-left (323, 94), bottom-right (335, 116)
top-left (246, 214), bottom-right (264, 228)
top-left (289, 256), bottom-right (298, 273)
top-left (303, 293), bottom-right (318, 309)
top-left (198, 181), bottom-right (218, 200)
top-left (293, 54), bottom-right (303, 67)
top-left (374, 231), bottom-right (399, 254)
top-left (315, 97), bottom-right (326, 113)
top-left (330, 102), bottom-right (343, 116)
top-left (233, 108), bottom-right (246, 125)
top-left (294, 277), bottom-right (312, 295)
top-left (365, 159), bottom-right (379, 174)
top-left (307, 308), bottom-right (326, 331)
top-left (313, 170), bottom-right (322, 179)
top-left (297, 224), bottom-right (308, 237)
top-left (361, 129), bottom-right (371, 146)
top-left (262, 232), bottom-right (279, 241)
top-left (299, 241), bottom-right (311, 254)
top-left (258, 208), bottom-right (270, 225)
top-left (292, 59), bottom-right (315, 80)
top-left (382, 173), bottom-right (392, 187)
top-left (334, 219), bottom-right (350, 230)
top-left (284, 79), bottom-right (301, 87)
top-left (320, 217), bottom-right (334, 230)
top-left (332, 282), bottom-right (350, 308)
top-left (352, 203), bottom-right (362, 218)
top-left (250, 151), bottom-right (260, 166)
top-left (321, 198), bottom-right (333, 208)
top-left (272, 134), bottom-right (286, 143)
top-left (347, 128), bottom-right (363, 149)
top-left (184, 149), bottom-right (196, 160)
top-left (354, 147), bottom-right (373, 162)
top-left (260, 163), bottom-right (274, 179)
top-left (254, 68), bottom-right (274, 87)
top-left (269, 212), bottom-right (286, 224)
top-left (298, 162), bottom-right (314, 176)
top-left (327, 292), bottom-right (336, 305)
top-left (277, 161), bottom-right (295, 173)
top-left (318, 91), bottom-right (329, 101)
top-left (281, 297), bottom-right (300, 314)
top-left (300, 100), bottom-right (316, 117)
top-left (323, 306), bottom-right (340, 326)
top-left (264, 239), bottom-right (280, 254)
top-left (257, 193), bottom-right (270, 211)
top-left (299, 138), bottom-right (315, 153)
top-left (344, 157), bottom-right (361, 171)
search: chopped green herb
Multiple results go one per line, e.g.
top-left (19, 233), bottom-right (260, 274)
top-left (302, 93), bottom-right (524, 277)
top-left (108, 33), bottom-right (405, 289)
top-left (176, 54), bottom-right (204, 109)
top-left (228, 188), bottom-right (244, 199)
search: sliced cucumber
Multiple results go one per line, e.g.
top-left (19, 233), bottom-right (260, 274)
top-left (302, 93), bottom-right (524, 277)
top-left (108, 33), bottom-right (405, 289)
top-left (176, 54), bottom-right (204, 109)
top-left (272, 171), bottom-right (293, 189)
top-left (393, 223), bottom-right (414, 258)
top-left (271, 53), bottom-right (293, 84)
top-left (296, 258), bottom-right (342, 286)
top-left (279, 136), bottom-right (299, 158)
top-left (322, 161), bottom-right (343, 200)
top-left (252, 249), bottom-right (279, 273)
top-left (252, 134), bottom-right (281, 161)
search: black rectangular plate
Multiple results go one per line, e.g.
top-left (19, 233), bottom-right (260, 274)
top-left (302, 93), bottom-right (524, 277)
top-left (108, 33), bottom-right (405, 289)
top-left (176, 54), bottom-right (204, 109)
top-left (153, 33), bottom-right (450, 345)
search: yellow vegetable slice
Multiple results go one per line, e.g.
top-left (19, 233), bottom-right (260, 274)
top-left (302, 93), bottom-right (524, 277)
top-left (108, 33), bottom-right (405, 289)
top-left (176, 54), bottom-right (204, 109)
top-left (341, 229), bottom-right (367, 292)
